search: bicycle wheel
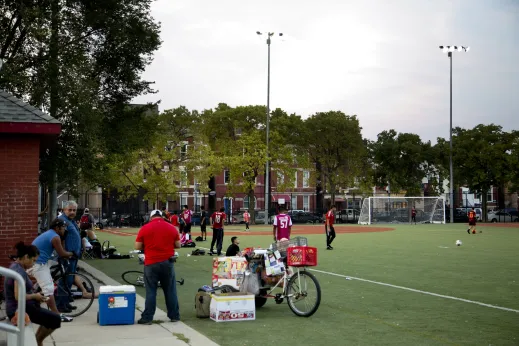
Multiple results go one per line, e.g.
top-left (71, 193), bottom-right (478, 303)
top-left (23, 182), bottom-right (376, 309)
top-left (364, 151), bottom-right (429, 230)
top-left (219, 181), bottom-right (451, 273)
top-left (54, 273), bottom-right (95, 318)
top-left (286, 270), bottom-right (321, 317)
top-left (122, 271), bottom-right (145, 287)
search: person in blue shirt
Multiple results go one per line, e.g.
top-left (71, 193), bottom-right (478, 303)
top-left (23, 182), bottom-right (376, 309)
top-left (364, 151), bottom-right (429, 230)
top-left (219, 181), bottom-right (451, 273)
top-left (56, 201), bottom-right (82, 313)
top-left (30, 218), bottom-right (74, 321)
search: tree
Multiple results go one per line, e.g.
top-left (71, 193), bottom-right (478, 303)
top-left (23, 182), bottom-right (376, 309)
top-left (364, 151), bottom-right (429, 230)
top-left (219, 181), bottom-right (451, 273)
top-left (369, 130), bottom-right (436, 197)
top-left (449, 124), bottom-right (516, 220)
top-left (305, 111), bottom-right (365, 208)
top-left (105, 106), bottom-right (221, 206)
top-left (0, 0), bottom-right (162, 207)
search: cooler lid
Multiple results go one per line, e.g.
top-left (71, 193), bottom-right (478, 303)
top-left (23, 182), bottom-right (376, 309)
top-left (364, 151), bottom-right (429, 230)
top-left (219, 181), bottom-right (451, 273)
top-left (99, 285), bottom-right (136, 294)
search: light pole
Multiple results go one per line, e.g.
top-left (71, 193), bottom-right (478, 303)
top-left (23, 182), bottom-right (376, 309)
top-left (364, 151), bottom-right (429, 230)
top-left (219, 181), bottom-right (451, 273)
top-left (439, 45), bottom-right (469, 223)
top-left (257, 31), bottom-right (283, 224)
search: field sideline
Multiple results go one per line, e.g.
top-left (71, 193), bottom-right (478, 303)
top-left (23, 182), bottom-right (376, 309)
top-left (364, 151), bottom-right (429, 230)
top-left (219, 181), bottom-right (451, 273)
top-left (89, 223), bottom-right (519, 346)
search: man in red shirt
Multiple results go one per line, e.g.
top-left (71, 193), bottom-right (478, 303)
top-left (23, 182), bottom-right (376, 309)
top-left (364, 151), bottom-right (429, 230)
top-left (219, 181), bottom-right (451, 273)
top-left (273, 206), bottom-right (292, 241)
top-left (135, 210), bottom-right (181, 324)
top-left (325, 205), bottom-right (336, 250)
top-left (181, 205), bottom-right (193, 235)
top-left (209, 207), bottom-right (226, 256)
top-left (169, 213), bottom-right (179, 227)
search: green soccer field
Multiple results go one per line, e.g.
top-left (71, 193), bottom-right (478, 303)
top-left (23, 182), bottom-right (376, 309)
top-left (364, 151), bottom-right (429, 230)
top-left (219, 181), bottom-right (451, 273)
top-left (87, 223), bottom-right (519, 346)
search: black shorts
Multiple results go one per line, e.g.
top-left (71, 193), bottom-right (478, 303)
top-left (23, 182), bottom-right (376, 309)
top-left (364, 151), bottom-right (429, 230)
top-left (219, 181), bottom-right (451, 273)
top-left (9, 303), bottom-right (61, 330)
top-left (184, 223), bottom-right (192, 233)
top-left (469, 220), bottom-right (476, 226)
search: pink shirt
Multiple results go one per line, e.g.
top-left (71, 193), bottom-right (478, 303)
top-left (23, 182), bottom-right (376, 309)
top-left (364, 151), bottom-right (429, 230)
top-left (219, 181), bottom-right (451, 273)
top-left (182, 210), bottom-right (192, 223)
top-left (243, 212), bottom-right (250, 222)
top-left (273, 213), bottom-right (292, 240)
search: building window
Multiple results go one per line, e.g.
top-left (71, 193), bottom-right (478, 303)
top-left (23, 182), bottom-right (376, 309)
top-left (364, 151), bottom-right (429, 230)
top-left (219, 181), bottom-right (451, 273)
top-left (180, 170), bottom-right (188, 187)
top-left (303, 170), bottom-right (310, 188)
top-left (294, 171), bottom-right (298, 188)
top-left (303, 195), bottom-right (309, 210)
top-left (180, 195), bottom-right (188, 207)
top-left (224, 170), bottom-right (230, 184)
top-left (244, 196), bottom-right (256, 210)
top-left (291, 195), bottom-right (297, 210)
top-left (487, 188), bottom-right (494, 202)
top-left (278, 172), bottom-right (284, 185)
top-left (180, 143), bottom-right (188, 160)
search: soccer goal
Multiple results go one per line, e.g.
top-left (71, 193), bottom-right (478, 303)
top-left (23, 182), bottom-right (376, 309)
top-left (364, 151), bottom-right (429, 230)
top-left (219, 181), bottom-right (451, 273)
top-left (358, 197), bottom-right (446, 225)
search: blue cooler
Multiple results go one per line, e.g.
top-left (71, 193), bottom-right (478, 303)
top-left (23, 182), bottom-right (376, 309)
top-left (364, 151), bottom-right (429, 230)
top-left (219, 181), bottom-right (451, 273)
top-left (98, 285), bottom-right (136, 326)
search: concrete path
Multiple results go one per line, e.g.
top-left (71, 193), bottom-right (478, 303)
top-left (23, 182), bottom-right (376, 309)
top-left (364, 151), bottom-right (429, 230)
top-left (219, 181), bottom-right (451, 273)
top-left (1, 261), bottom-right (219, 346)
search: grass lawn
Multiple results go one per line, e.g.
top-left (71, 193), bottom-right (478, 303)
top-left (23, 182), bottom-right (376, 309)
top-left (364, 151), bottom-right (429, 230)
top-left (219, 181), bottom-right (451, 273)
top-left (87, 223), bottom-right (519, 346)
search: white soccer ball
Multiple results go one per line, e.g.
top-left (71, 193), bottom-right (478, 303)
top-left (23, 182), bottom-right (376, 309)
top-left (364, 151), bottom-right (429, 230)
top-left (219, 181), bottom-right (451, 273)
top-left (456, 240), bottom-right (462, 246)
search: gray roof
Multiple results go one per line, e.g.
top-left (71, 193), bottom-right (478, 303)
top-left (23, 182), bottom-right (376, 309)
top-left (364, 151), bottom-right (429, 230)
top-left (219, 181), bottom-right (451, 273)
top-left (0, 90), bottom-right (60, 124)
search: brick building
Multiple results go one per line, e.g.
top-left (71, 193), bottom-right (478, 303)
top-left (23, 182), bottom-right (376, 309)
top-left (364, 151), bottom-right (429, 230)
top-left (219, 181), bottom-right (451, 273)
top-left (0, 91), bottom-right (61, 268)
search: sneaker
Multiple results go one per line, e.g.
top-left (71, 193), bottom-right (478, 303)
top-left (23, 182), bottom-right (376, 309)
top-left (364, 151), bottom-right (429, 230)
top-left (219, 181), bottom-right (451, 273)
top-left (467, 229), bottom-right (470, 234)
top-left (170, 319), bottom-right (179, 322)
top-left (137, 318), bottom-right (153, 325)
top-left (209, 251), bottom-right (214, 255)
top-left (60, 314), bottom-right (73, 322)
top-left (326, 246), bottom-right (333, 250)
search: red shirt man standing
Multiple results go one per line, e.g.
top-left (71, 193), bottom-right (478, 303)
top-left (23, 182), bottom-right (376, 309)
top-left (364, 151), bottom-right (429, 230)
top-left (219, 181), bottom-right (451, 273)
top-left (181, 205), bottom-right (193, 234)
top-left (325, 206), bottom-right (336, 250)
top-left (135, 210), bottom-right (181, 324)
top-left (209, 207), bottom-right (226, 256)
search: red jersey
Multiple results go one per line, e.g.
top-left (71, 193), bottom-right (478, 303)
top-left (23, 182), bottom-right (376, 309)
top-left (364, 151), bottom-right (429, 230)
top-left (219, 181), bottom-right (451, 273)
top-left (273, 213), bottom-right (292, 240)
top-left (412, 208), bottom-right (416, 216)
top-left (468, 211), bottom-right (476, 221)
top-left (136, 218), bottom-right (180, 265)
top-left (326, 210), bottom-right (335, 226)
top-left (182, 209), bottom-right (192, 223)
top-left (169, 214), bottom-right (179, 226)
top-left (211, 212), bottom-right (226, 229)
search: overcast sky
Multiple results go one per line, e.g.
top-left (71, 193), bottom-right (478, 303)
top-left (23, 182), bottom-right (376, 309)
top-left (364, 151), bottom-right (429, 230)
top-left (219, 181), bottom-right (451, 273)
top-left (133, 0), bottom-right (519, 142)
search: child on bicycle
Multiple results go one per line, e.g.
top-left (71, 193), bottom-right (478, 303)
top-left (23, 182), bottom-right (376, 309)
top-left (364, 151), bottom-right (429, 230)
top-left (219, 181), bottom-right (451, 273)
top-left (5, 242), bottom-right (63, 345)
top-left (30, 218), bottom-right (74, 322)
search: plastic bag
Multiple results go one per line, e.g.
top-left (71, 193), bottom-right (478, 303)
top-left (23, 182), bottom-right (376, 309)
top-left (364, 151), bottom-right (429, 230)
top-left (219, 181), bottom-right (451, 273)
top-left (240, 270), bottom-right (260, 295)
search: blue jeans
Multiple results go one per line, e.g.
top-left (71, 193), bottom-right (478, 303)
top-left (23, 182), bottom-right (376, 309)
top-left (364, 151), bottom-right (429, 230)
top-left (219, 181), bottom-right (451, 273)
top-left (55, 258), bottom-right (78, 308)
top-left (210, 228), bottom-right (224, 255)
top-left (142, 259), bottom-right (180, 321)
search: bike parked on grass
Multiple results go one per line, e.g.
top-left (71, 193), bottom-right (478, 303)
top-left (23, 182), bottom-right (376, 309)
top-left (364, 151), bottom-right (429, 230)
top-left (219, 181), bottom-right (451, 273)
top-left (121, 251), bottom-right (185, 287)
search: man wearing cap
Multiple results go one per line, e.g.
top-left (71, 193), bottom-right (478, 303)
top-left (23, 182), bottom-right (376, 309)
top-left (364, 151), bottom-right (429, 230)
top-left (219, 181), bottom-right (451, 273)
top-left (135, 210), bottom-right (181, 324)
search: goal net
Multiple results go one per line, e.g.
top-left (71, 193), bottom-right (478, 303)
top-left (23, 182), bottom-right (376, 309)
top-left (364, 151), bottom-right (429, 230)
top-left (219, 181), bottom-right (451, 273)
top-left (358, 197), bottom-right (445, 225)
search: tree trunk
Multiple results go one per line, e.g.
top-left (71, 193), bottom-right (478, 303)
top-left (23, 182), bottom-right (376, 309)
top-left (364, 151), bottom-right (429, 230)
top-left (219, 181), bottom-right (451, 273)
top-left (482, 188), bottom-right (488, 222)
top-left (48, 0), bottom-right (60, 222)
top-left (247, 189), bottom-right (255, 222)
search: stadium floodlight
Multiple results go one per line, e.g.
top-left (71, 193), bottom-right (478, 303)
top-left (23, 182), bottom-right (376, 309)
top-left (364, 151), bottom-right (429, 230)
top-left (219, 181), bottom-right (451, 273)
top-left (439, 45), bottom-right (469, 224)
top-left (257, 31), bottom-right (284, 224)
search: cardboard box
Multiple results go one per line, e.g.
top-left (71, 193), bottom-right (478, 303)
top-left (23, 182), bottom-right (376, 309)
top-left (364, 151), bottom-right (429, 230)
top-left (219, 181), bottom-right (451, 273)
top-left (209, 292), bottom-right (256, 322)
top-left (212, 257), bottom-right (248, 289)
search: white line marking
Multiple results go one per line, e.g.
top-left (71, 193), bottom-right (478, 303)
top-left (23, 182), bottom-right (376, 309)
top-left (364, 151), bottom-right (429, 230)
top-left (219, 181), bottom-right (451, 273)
top-left (310, 268), bottom-right (519, 313)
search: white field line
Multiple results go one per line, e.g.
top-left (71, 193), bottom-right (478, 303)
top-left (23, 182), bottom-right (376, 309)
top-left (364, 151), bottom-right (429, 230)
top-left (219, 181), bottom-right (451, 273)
top-left (310, 268), bottom-right (519, 314)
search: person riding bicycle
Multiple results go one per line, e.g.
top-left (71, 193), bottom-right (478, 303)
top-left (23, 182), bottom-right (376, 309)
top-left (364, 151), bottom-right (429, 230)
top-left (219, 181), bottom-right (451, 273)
top-left (30, 218), bottom-right (74, 322)
top-left (5, 242), bottom-right (62, 345)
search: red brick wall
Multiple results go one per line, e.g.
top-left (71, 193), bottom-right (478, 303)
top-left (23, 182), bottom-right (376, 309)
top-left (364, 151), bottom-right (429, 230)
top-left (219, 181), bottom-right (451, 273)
top-left (0, 137), bottom-right (40, 269)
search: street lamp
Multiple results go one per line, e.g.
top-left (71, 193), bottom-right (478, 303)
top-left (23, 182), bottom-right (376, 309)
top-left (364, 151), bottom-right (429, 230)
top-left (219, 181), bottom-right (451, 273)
top-left (439, 45), bottom-right (469, 224)
top-left (257, 31), bottom-right (283, 224)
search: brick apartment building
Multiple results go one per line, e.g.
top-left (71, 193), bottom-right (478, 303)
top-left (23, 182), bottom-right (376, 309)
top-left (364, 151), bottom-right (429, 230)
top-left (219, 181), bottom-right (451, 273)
top-left (0, 90), bottom-right (61, 268)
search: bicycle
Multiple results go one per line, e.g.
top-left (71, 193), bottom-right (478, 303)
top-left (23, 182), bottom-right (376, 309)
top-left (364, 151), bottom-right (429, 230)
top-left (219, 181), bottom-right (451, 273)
top-left (245, 237), bottom-right (321, 317)
top-left (7, 255), bottom-right (95, 318)
top-left (121, 251), bottom-right (185, 287)
top-left (40, 257), bottom-right (96, 318)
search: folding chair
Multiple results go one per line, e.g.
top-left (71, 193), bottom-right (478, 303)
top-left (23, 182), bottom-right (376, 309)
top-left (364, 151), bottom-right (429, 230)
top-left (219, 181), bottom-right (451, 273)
top-left (82, 246), bottom-right (95, 260)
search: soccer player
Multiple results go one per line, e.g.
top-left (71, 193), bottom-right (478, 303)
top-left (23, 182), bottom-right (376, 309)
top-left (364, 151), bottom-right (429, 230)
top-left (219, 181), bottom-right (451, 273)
top-left (210, 207), bottom-right (226, 256)
top-left (467, 207), bottom-right (477, 234)
top-left (200, 206), bottom-right (207, 241)
top-left (411, 206), bottom-right (417, 224)
top-left (272, 206), bottom-right (292, 241)
top-left (181, 205), bottom-right (193, 235)
top-left (325, 205), bottom-right (336, 250)
top-left (243, 210), bottom-right (251, 231)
